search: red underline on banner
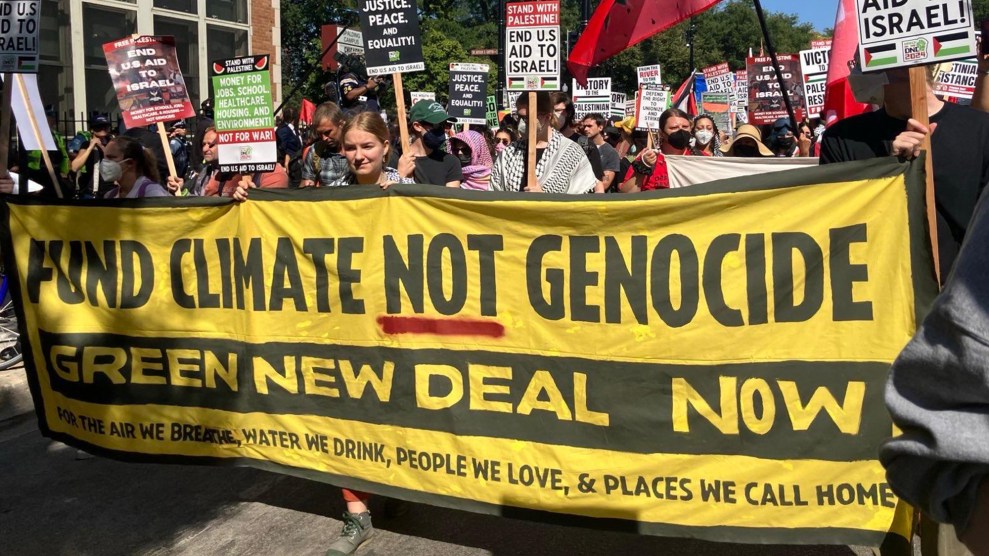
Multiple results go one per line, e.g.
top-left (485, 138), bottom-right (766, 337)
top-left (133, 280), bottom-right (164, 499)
top-left (377, 316), bottom-right (505, 338)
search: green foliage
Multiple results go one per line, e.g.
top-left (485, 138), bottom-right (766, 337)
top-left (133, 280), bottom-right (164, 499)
top-left (279, 0), bottom-right (823, 109)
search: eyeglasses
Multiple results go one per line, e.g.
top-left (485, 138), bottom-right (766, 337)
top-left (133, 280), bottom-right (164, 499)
top-left (205, 140), bottom-right (218, 148)
top-left (497, 138), bottom-right (511, 145)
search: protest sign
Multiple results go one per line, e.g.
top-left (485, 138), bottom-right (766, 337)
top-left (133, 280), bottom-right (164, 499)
top-left (611, 92), bottom-right (626, 119)
top-left (447, 63), bottom-right (488, 125)
top-left (636, 85), bottom-right (667, 130)
top-left (357, 0), bottom-right (424, 75)
top-left (702, 63), bottom-right (733, 92)
top-left (0, 0), bottom-right (39, 72)
top-left (637, 64), bottom-right (662, 87)
top-left (571, 77), bottom-right (611, 120)
top-left (409, 91), bottom-right (435, 105)
top-left (855, 0), bottom-right (976, 71)
top-left (701, 92), bottom-right (732, 133)
top-left (811, 39), bottom-right (833, 51)
top-left (210, 55), bottom-right (276, 173)
top-left (505, 90), bottom-right (522, 114)
top-left (800, 46), bottom-right (831, 119)
top-left (1, 73), bottom-right (52, 150)
top-left (625, 98), bottom-right (636, 117)
top-left (934, 59), bottom-right (978, 99)
top-left (746, 55), bottom-right (805, 126)
top-left (2, 157), bottom-right (934, 548)
top-left (320, 25), bottom-right (364, 71)
top-left (102, 35), bottom-right (196, 129)
top-left (505, 0), bottom-right (560, 90)
top-left (486, 95), bottom-right (498, 128)
top-left (734, 69), bottom-right (749, 110)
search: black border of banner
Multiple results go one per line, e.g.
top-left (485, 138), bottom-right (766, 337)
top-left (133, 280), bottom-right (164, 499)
top-left (0, 156), bottom-right (933, 549)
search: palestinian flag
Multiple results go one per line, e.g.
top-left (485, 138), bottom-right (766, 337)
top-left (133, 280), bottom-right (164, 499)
top-left (863, 44), bottom-right (897, 69)
top-left (934, 32), bottom-right (974, 59)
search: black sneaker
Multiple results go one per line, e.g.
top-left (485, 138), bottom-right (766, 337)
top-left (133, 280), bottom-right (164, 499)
top-left (325, 511), bottom-right (373, 556)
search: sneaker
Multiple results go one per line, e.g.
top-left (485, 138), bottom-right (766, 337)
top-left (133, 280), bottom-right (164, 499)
top-left (325, 511), bottom-right (373, 556)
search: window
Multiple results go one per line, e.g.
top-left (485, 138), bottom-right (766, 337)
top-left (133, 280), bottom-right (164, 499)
top-left (154, 16), bottom-right (200, 108)
top-left (207, 25), bottom-right (249, 64)
top-left (154, 0), bottom-right (195, 14)
top-left (83, 4), bottom-right (137, 118)
top-left (207, 0), bottom-right (248, 24)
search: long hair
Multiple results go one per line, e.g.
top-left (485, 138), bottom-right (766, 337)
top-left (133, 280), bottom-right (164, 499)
top-left (342, 111), bottom-right (391, 162)
top-left (114, 136), bottom-right (160, 184)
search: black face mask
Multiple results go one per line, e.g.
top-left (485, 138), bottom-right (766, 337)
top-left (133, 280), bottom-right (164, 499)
top-left (733, 144), bottom-right (759, 157)
top-left (422, 126), bottom-right (447, 151)
top-left (776, 137), bottom-right (795, 153)
top-left (457, 151), bottom-right (472, 166)
top-left (667, 129), bottom-right (692, 150)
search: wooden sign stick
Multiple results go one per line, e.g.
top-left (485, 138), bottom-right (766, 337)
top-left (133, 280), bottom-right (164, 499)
top-left (526, 91), bottom-right (537, 191)
top-left (15, 74), bottom-right (63, 198)
top-left (156, 121), bottom-right (178, 179)
top-left (0, 73), bottom-right (12, 183)
top-left (909, 65), bottom-right (940, 284)
top-left (393, 72), bottom-right (411, 154)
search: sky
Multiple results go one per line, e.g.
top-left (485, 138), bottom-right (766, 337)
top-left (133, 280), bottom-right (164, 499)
top-left (758, 0), bottom-right (838, 31)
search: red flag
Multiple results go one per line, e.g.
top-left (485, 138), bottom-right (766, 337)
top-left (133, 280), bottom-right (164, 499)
top-left (821, 0), bottom-right (870, 125)
top-left (672, 73), bottom-right (697, 116)
top-left (299, 98), bottom-right (316, 126)
top-left (567, 0), bottom-right (723, 86)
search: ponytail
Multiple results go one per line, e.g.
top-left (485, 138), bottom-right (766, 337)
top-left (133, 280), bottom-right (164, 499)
top-left (113, 136), bottom-right (161, 184)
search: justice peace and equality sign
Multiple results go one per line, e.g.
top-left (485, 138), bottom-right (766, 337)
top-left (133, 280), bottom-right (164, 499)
top-left (357, 0), bottom-right (425, 75)
top-left (1, 157), bottom-right (936, 550)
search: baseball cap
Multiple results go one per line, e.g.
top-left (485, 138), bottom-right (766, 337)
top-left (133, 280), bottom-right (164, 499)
top-left (170, 120), bottom-right (187, 130)
top-left (409, 100), bottom-right (456, 125)
top-left (90, 114), bottom-right (110, 129)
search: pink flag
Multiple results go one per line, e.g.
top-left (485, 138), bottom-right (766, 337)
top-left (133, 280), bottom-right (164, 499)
top-left (822, 0), bottom-right (870, 125)
top-left (567, 0), bottom-right (723, 86)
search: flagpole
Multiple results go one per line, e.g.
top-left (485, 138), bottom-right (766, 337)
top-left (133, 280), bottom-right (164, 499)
top-left (752, 0), bottom-right (798, 130)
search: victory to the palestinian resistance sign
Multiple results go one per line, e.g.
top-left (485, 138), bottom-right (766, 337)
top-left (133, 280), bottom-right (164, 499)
top-left (211, 55), bottom-right (276, 173)
top-left (103, 35), bottom-right (195, 128)
top-left (1, 157), bottom-right (936, 547)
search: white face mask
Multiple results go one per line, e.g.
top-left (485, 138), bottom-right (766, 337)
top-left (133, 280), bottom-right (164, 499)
top-left (518, 118), bottom-right (542, 139)
top-left (100, 159), bottom-right (123, 183)
top-left (695, 130), bottom-right (714, 145)
top-left (848, 70), bottom-right (888, 105)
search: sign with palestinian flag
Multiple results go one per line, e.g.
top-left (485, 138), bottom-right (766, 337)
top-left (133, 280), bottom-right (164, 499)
top-left (800, 46), bottom-right (830, 119)
top-left (505, 0), bottom-right (560, 91)
top-left (933, 59), bottom-right (978, 99)
top-left (571, 77), bottom-right (611, 120)
top-left (855, 0), bottom-right (976, 71)
top-left (210, 54), bottom-right (276, 173)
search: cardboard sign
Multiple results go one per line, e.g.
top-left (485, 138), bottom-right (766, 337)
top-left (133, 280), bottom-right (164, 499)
top-left (701, 92), bottom-right (732, 133)
top-left (0, 0), bottom-right (39, 72)
top-left (409, 91), bottom-right (435, 105)
top-left (320, 25), bottom-right (364, 72)
top-left (505, 90), bottom-right (522, 114)
top-left (934, 59), bottom-right (978, 99)
top-left (611, 92), bottom-right (626, 119)
top-left (637, 64), bottom-right (662, 87)
top-left (571, 77), bottom-right (611, 120)
top-left (746, 55), bottom-right (805, 126)
top-left (486, 95), bottom-right (498, 128)
top-left (800, 47), bottom-right (831, 119)
top-left (210, 54), bottom-right (276, 173)
top-left (447, 63), bottom-right (488, 125)
top-left (1, 73), bottom-right (54, 150)
top-left (505, 0), bottom-right (560, 90)
top-left (702, 63), bottom-right (734, 92)
top-left (625, 98), bottom-right (637, 117)
top-left (636, 86), bottom-right (667, 130)
top-left (103, 35), bottom-right (195, 128)
top-left (856, 0), bottom-right (976, 71)
top-left (357, 0), bottom-right (425, 76)
top-left (734, 69), bottom-right (749, 110)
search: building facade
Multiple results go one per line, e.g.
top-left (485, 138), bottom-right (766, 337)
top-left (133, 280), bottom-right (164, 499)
top-left (41, 0), bottom-right (282, 132)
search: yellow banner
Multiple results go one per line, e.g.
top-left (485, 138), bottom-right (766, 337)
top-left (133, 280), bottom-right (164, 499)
top-left (0, 157), bottom-right (936, 546)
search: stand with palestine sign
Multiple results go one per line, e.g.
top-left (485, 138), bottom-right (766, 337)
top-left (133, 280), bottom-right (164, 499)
top-left (505, 0), bottom-right (560, 90)
top-left (855, 0), bottom-right (976, 70)
top-left (211, 55), bottom-right (276, 173)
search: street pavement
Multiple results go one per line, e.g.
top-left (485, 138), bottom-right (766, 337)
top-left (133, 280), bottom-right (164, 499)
top-left (0, 366), bottom-right (905, 556)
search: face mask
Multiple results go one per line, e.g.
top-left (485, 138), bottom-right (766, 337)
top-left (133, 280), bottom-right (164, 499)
top-left (517, 118), bottom-right (527, 137)
top-left (422, 126), bottom-right (447, 151)
top-left (733, 144), bottom-right (759, 157)
top-left (100, 159), bottom-right (123, 182)
top-left (776, 137), bottom-right (795, 153)
top-left (667, 129), bottom-right (692, 150)
top-left (848, 71), bottom-right (888, 105)
top-left (694, 130), bottom-right (714, 145)
top-left (495, 142), bottom-right (507, 154)
top-left (457, 151), bottom-right (472, 166)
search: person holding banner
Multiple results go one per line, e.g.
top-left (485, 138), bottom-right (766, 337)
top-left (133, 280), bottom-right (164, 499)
top-left (101, 136), bottom-right (169, 198)
top-left (821, 65), bottom-right (989, 275)
top-left (620, 108), bottom-right (693, 192)
top-left (489, 91), bottom-right (598, 194)
top-left (167, 127), bottom-right (288, 196)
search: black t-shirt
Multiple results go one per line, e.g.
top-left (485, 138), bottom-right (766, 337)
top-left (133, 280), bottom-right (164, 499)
top-left (821, 103), bottom-right (989, 274)
top-left (568, 132), bottom-right (604, 179)
top-left (414, 149), bottom-right (463, 186)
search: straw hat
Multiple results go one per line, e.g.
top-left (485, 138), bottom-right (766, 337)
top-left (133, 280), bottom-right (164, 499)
top-left (720, 124), bottom-right (773, 157)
